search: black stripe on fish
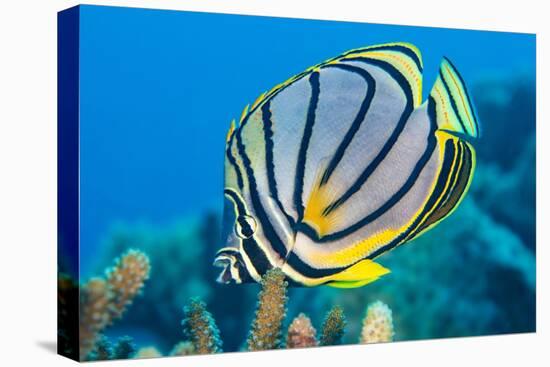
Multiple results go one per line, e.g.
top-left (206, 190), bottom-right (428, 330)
top-left (235, 122), bottom-right (289, 260)
top-left (410, 139), bottom-right (473, 237)
top-left (400, 131), bottom-right (459, 244)
top-left (439, 69), bottom-right (468, 134)
top-left (322, 57), bottom-right (415, 217)
top-left (294, 71), bottom-right (321, 222)
top-left (226, 133), bottom-right (244, 190)
top-left (318, 63), bottom-right (377, 186)
top-left (444, 57), bottom-right (480, 135)
top-left (224, 188), bottom-right (247, 214)
top-left (285, 251), bottom-right (348, 278)
top-left (438, 140), bottom-right (463, 209)
top-left (262, 100), bottom-right (296, 227)
top-left (242, 237), bottom-right (272, 277)
top-left (345, 44), bottom-right (423, 72)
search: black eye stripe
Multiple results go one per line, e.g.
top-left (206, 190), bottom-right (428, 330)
top-left (235, 215), bottom-right (257, 239)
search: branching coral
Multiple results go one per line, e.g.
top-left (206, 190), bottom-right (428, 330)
top-left (79, 278), bottom-right (112, 358)
top-left (78, 250), bottom-right (150, 360)
top-left (359, 301), bottom-right (394, 344)
top-left (182, 298), bottom-right (223, 354)
top-left (286, 313), bottom-right (318, 349)
top-left (320, 305), bottom-right (346, 346)
top-left (247, 268), bottom-right (288, 351)
top-left (106, 249), bottom-right (151, 320)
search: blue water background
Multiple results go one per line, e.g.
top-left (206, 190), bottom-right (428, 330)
top-left (79, 5), bottom-right (534, 276)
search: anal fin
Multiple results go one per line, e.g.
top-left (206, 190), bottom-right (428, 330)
top-left (325, 259), bottom-right (390, 288)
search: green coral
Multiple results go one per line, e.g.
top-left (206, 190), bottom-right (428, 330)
top-left (182, 298), bottom-right (223, 354)
top-left (247, 268), bottom-right (288, 351)
top-left (320, 306), bottom-right (346, 346)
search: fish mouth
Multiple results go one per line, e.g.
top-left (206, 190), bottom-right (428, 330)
top-left (213, 256), bottom-right (235, 284)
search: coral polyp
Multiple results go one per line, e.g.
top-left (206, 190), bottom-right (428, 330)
top-left (247, 268), bottom-right (288, 351)
top-left (359, 301), bottom-right (394, 344)
top-left (286, 313), bottom-right (318, 349)
top-left (182, 298), bottom-right (223, 354)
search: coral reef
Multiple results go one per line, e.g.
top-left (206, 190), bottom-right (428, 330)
top-left (78, 250), bottom-right (150, 360)
top-left (94, 215), bottom-right (257, 351)
top-left (359, 301), bottom-right (394, 344)
top-left (320, 306), bottom-right (347, 346)
top-left (286, 313), bottom-right (318, 349)
top-left (57, 273), bottom-right (79, 360)
top-left (169, 341), bottom-right (196, 356)
top-left (182, 298), bottom-right (223, 354)
top-left (89, 335), bottom-right (113, 360)
top-left (247, 269), bottom-right (288, 351)
top-left (135, 346), bottom-right (163, 359)
top-left (113, 336), bottom-right (137, 359)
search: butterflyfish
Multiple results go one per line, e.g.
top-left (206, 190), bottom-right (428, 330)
top-left (214, 42), bottom-right (480, 288)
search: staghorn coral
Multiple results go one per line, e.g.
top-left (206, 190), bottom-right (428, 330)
top-left (79, 278), bottom-right (113, 358)
top-left (247, 268), bottom-right (288, 351)
top-left (359, 301), bottom-right (394, 344)
top-left (182, 298), bottom-right (223, 354)
top-left (95, 216), bottom-right (247, 351)
top-left (286, 313), bottom-right (318, 349)
top-left (106, 249), bottom-right (151, 320)
top-left (78, 250), bottom-right (150, 360)
top-left (169, 341), bottom-right (196, 356)
top-left (135, 346), bottom-right (163, 359)
top-left (320, 306), bottom-right (346, 346)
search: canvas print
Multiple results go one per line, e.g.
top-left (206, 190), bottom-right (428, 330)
top-left (57, 5), bottom-right (536, 362)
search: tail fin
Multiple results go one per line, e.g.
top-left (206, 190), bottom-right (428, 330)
top-left (429, 57), bottom-right (480, 138)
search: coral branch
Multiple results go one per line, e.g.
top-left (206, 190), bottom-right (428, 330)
top-left (320, 305), bottom-right (346, 346)
top-left (79, 278), bottom-right (113, 358)
top-left (78, 250), bottom-right (150, 360)
top-left (182, 298), bottom-right (223, 354)
top-left (359, 301), bottom-right (394, 344)
top-left (247, 268), bottom-right (288, 351)
top-left (286, 313), bottom-right (318, 348)
top-left (106, 249), bottom-right (151, 321)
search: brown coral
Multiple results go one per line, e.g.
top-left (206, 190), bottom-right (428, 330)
top-left (359, 301), bottom-right (394, 344)
top-left (106, 249), bottom-right (151, 320)
top-left (286, 313), bottom-right (318, 349)
top-left (79, 278), bottom-right (113, 358)
top-left (182, 298), bottom-right (222, 354)
top-left (247, 268), bottom-right (288, 351)
top-left (78, 250), bottom-right (150, 360)
top-left (320, 305), bottom-right (346, 346)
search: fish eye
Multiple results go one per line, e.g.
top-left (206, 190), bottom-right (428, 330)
top-left (235, 214), bottom-right (257, 239)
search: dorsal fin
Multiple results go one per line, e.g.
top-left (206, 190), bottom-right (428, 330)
top-left (340, 42), bottom-right (423, 107)
top-left (429, 57), bottom-right (480, 138)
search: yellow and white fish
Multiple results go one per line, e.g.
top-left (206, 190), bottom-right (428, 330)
top-left (214, 42), bottom-right (480, 288)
